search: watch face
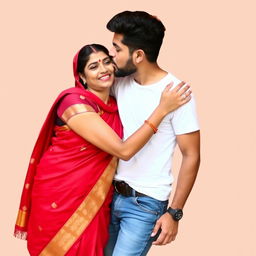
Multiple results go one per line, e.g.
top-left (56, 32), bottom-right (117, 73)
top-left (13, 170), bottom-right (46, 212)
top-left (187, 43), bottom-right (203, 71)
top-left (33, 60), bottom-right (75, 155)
top-left (167, 208), bottom-right (183, 221)
top-left (174, 210), bottom-right (183, 220)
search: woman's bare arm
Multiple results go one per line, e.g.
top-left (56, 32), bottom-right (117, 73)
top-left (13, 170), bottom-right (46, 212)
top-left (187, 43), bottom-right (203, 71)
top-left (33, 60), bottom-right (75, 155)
top-left (66, 82), bottom-right (191, 160)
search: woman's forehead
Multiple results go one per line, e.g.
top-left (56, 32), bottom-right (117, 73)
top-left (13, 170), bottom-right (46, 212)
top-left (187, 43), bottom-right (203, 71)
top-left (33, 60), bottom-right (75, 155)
top-left (88, 51), bottom-right (109, 63)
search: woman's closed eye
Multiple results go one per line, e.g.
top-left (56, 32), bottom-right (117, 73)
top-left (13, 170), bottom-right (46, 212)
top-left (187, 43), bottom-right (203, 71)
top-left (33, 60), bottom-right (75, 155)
top-left (89, 64), bottom-right (98, 70)
top-left (103, 58), bottom-right (112, 65)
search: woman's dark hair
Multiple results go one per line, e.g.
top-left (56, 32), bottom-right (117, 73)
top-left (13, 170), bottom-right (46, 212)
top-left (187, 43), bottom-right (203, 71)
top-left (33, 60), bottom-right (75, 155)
top-left (77, 44), bottom-right (110, 87)
top-left (107, 11), bottom-right (166, 62)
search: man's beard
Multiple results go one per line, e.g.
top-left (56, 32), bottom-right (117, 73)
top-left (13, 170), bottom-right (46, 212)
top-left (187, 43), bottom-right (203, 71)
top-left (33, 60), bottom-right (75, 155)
top-left (114, 57), bottom-right (137, 77)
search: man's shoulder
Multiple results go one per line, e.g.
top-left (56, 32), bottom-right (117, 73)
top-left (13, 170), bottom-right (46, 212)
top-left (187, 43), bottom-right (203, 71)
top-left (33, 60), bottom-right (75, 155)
top-left (113, 72), bottom-right (185, 91)
top-left (165, 72), bottom-right (182, 87)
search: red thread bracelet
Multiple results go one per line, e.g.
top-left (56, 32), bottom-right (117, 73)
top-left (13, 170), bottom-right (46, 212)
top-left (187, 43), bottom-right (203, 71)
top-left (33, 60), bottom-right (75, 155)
top-left (144, 120), bottom-right (158, 134)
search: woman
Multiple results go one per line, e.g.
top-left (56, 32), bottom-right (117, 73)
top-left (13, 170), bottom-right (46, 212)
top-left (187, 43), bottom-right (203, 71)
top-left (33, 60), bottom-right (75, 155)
top-left (14, 44), bottom-right (191, 256)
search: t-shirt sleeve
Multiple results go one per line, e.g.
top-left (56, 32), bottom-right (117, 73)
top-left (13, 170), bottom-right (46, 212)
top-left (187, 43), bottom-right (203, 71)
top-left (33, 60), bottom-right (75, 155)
top-left (57, 94), bottom-right (96, 123)
top-left (171, 94), bottom-right (200, 135)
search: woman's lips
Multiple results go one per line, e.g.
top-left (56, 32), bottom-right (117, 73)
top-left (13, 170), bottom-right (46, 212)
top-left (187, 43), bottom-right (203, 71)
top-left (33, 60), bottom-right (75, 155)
top-left (99, 74), bottom-right (111, 81)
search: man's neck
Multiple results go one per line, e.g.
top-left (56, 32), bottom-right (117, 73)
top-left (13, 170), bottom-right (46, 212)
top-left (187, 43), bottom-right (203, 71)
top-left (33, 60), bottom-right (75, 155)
top-left (133, 62), bottom-right (168, 85)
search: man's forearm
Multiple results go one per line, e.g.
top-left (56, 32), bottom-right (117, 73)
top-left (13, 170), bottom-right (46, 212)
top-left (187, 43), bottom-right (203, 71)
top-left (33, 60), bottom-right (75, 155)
top-left (170, 154), bottom-right (200, 209)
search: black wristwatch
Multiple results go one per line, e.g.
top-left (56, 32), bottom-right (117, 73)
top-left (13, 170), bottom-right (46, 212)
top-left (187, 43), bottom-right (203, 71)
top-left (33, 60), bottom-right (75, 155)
top-left (167, 207), bottom-right (183, 221)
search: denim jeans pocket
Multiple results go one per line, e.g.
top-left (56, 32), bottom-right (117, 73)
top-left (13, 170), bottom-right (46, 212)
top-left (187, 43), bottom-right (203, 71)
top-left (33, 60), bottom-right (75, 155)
top-left (133, 196), bottom-right (163, 216)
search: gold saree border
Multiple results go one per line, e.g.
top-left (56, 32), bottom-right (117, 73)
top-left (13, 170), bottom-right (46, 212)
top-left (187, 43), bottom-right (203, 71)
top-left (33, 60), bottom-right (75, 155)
top-left (39, 157), bottom-right (117, 256)
top-left (16, 210), bottom-right (28, 228)
top-left (62, 104), bottom-right (95, 123)
top-left (55, 125), bottom-right (70, 132)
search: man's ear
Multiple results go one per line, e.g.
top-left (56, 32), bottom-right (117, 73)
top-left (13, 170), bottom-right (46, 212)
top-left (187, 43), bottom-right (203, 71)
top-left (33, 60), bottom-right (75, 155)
top-left (133, 49), bottom-right (145, 64)
top-left (79, 73), bottom-right (86, 84)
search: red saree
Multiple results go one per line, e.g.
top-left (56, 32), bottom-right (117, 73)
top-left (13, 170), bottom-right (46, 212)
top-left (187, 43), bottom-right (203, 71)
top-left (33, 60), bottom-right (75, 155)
top-left (15, 51), bottom-right (123, 255)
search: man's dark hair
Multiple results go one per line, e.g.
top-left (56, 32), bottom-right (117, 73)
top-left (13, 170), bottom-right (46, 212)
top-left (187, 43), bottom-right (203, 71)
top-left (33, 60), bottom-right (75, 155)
top-left (107, 11), bottom-right (166, 62)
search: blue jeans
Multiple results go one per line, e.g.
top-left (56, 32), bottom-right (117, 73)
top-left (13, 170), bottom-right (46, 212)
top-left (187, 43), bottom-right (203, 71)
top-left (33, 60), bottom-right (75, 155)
top-left (104, 192), bottom-right (168, 256)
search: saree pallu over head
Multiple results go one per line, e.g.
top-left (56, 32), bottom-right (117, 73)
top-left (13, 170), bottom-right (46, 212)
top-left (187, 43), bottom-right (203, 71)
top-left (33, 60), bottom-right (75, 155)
top-left (15, 49), bottom-right (123, 256)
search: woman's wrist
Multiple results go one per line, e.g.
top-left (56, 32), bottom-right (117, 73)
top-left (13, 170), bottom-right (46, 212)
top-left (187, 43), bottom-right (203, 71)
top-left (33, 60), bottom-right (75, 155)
top-left (155, 104), bottom-right (169, 117)
top-left (144, 120), bottom-right (158, 134)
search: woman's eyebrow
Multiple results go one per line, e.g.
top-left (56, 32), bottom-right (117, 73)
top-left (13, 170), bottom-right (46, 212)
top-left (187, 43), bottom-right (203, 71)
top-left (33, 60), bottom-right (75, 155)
top-left (88, 57), bottom-right (110, 67)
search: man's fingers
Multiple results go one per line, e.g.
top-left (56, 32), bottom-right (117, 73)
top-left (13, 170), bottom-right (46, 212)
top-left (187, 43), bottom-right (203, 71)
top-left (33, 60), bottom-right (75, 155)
top-left (163, 234), bottom-right (175, 245)
top-left (154, 231), bottom-right (177, 245)
top-left (158, 235), bottom-right (169, 245)
top-left (151, 222), bottom-right (161, 237)
top-left (152, 230), bottom-right (168, 245)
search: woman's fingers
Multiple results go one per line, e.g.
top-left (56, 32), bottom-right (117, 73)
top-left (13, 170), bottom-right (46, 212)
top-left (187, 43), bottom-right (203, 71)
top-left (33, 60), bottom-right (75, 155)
top-left (161, 80), bottom-right (192, 107)
top-left (178, 84), bottom-right (191, 95)
top-left (163, 81), bottom-right (174, 92)
top-left (181, 89), bottom-right (192, 99)
top-left (174, 81), bottom-right (186, 92)
top-left (181, 94), bottom-right (191, 104)
top-left (175, 82), bottom-right (192, 105)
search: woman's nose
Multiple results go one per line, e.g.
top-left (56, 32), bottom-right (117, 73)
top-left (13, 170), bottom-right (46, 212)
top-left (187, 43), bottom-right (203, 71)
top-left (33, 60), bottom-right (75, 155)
top-left (99, 63), bottom-right (107, 72)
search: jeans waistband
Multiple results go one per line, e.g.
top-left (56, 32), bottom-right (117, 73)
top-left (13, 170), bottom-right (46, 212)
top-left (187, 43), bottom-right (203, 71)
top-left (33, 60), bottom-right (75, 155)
top-left (113, 180), bottom-right (148, 197)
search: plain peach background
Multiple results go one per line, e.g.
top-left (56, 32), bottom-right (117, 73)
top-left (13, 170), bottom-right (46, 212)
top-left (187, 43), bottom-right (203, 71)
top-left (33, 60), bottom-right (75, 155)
top-left (1, 0), bottom-right (255, 255)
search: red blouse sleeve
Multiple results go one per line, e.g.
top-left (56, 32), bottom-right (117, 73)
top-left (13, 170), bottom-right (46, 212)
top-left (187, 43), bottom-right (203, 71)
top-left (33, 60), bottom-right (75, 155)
top-left (57, 94), bottom-right (97, 123)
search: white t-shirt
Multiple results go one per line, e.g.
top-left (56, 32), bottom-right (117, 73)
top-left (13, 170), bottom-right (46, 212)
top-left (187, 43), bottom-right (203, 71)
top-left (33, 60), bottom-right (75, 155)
top-left (112, 73), bottom-right (199, 200)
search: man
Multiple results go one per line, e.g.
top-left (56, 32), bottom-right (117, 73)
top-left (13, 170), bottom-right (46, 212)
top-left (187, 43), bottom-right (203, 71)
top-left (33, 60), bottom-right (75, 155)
top-left (105, 11), bottom-right (200, 256)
